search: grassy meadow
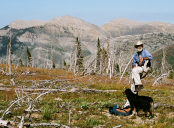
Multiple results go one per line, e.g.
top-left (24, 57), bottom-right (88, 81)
top-left (0, 64), bottom-right (173, 128)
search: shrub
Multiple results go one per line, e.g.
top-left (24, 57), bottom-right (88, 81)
top-left (101, 101), bottom-right (111, 108)
top-left (168, 71), bottom-right (174, 79)
top-left (80, 101), bottom-right (89, 110)
top-left (86, 118), bottom-right (104, 127)
top-left (42, 105), bottom-right (54, 120)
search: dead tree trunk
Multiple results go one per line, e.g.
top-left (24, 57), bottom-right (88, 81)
top-left (118, 51), bottom-right (123, 74)
top-left (69, 52), bottom-right (73, 71)
top-left (107, 57), bottom-right (111, 75)
top-left (161, 48), bottom-right (166, 74)
top-left (106, 37), bottom-right (110, 75)
top-left (50, 43), bottom-right (54, 69)
top-left (120, 55), bottom-right (134, 81)
top-left (74, 49), bottom-right (77, 75)
top-left (111, 52), bottom-right (116, 77)
top-left (7, 33), bottom-right (12, 76)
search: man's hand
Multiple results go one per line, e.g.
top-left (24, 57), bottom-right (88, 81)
top-left (139, 57), bottom-right (143, 66)
top-left (132, 65), bottom-right (136, 68)
top-left (143, 57), bottom-right (149, 60)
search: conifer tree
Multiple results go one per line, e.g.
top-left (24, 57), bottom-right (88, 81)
top-left (19, 59), bottom-right (23, 66)
top-left (52, 61), bottom-right (56, 69)
top-left (26, 47), bottom-right (32, 67)
top-left (64, 60), bottom-right (67, 67)
top-left (75, 37), bottom-right (84, 72)
top-left (96, 37), bottom-right (101, 72)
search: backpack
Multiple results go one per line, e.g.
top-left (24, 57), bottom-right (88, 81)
top-left (109, 104), bottom-right (132, 116)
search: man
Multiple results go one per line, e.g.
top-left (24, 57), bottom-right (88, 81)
top-left (124, 40), bottom-right (153, 108)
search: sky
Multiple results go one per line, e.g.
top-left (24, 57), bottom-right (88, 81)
top-left (0, 0), bottom-right (174, 28)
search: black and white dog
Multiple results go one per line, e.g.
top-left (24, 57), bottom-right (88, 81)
top-left (124, 89), bottom-right (154, 117)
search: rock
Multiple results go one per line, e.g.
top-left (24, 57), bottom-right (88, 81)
top-left (168, 112), bottom-right (174, 118)
top-left (69, 87), bottom-right (78, 92)
top-left (54, 97), bottom-right (63, 101)
top-left (132, 116), bottom-right (144, 124)
top-left (113, 125), bottom-right (122, 128)
top-left (31, 113), bottom-right (42, 119)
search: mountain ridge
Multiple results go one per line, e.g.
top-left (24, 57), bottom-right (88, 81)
top-left (3, 16), bottom-right (174, 31)
top-left (1, 16), bottom-right (174, 68)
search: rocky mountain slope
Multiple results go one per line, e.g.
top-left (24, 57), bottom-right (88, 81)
top-left (0, 16), bottom-right (107, 68)
top-left (0, 16), bottom-right (174, 68)
top-left (153, 43), bottom-right (174, 69)
top-left (102, 18), bottom-right (174, 37)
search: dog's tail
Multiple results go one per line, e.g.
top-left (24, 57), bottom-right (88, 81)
top-left (150, 101), bottom-right (154, 116)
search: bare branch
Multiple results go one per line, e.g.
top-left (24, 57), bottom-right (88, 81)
top-left (152, 73), bottom-right (168, 86)
top-left (1, 93), bottom-right (39, 120)
top-left (19, 116), bottom-right (24, 128)
top-left (120, 55), bottom-right (134, 81)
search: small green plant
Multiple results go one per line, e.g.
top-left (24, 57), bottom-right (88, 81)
top-left (86, 118), bottom-right (104, 127)
top-left (80, 101), bottom-right (89, 110)
top-left (101, 101), bottom-right (111, 108)
top-left (158, 114), bottom-right (166, 123)
top-left (42, 105), bottom-right (54, 120)
top-left (73, 114), bottom-right (80, 120)
top-left (168, 71), bottom-right (174, 79)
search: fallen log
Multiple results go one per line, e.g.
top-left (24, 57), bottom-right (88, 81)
top-left (154, 103), bottom-right (174, 109)
top-left (113, 125), bottom-right (122, 128)
top-left (0, 87), bottom-right (68, 92)
top-left (24, 122), bottom-right (70, 128)
top-left (152, 73), bottom-right (168, 86)
top-left (81, 88), bottom-right (120, 93)
top-left (0, 119), bottom-right (10, 127)
top-left (19, 116), bottom-right (24, 128)
top-left (0, 87), bottom-right (120, 93)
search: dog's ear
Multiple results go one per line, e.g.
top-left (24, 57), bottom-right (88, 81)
top-left (122, 87), bottom-right (129, 94)
top-left (123, 87), bottom-right (132, 95)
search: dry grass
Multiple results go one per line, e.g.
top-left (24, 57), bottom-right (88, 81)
top-left (0, 64), bottom-right (173, 127)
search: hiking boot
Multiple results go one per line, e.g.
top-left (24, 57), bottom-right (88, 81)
top-left (135, 85), bottom-right (144, 92)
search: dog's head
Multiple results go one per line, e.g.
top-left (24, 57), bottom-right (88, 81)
top-left (124, 89), bottom-right (133, 97)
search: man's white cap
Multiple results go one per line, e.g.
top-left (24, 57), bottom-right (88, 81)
top-left (134, 41), bottom-right (143, 48)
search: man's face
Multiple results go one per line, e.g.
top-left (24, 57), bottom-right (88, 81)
top-left (137, 45), bottom-right (143, 52)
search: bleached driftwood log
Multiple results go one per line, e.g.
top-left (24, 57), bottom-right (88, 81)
top-left (0, 119), bottom-right (10, 127)
top-left (0, 87), bottom-right (120, 93)
top-left (152, 73), bottom-right (168, 86)
top-left (113, 125), bottom-right (122, 128)
top-left (81, 88), bottom-right (120, 93)
top-left (24, 123), bottom-right (70, 128)
top-left (19, 116), bottom-right (24, 128)
top-left (0, 87), bottom-right (69, 92)
top-left (154, 103), bottom-right (174, 109)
